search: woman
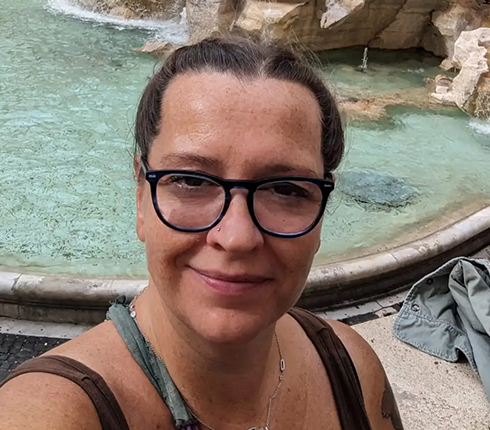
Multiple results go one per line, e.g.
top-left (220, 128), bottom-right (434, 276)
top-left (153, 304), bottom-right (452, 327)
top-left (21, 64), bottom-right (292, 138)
top-left (0, 35), bottom-right (403, 430)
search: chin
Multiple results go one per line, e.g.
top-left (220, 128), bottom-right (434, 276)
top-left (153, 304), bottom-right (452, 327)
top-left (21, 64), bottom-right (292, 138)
top-left (184, 305), bottom-right (277, 345)
top-left (168, 269), bottom-right (283, 344)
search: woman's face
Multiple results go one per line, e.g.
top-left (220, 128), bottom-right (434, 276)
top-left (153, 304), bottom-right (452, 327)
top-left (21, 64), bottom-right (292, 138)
top-left (136, 72), bottom-right (324, 343)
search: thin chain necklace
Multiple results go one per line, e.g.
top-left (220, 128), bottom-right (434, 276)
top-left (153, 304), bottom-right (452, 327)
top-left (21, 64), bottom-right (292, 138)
top-left (129, 289), bottom-right (286, 430)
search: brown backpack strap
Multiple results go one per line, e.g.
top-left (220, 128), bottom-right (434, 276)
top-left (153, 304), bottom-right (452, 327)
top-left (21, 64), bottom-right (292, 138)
top-left (289, 308), bottom-right (372, 430)
top-left (0, 355), bottom-right (129, 430)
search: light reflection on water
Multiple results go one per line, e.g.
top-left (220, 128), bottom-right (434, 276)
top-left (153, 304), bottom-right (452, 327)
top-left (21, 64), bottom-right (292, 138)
top-left (0, 0), bottom-right (489, 276)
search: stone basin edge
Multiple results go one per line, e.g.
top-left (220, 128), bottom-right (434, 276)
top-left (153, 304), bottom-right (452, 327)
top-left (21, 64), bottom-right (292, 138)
top-left (1, 205), bottom-right (489, 324)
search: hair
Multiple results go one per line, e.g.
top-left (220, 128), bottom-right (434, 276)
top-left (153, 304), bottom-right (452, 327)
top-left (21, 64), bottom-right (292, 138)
top-left (134, 34), bottom-right (344, 178)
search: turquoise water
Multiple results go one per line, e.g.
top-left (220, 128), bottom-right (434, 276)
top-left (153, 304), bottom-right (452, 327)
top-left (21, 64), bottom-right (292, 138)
top-left (322, 107), bottom-right (490, 258)
top-left (1, 0), bottom-right (489, 276)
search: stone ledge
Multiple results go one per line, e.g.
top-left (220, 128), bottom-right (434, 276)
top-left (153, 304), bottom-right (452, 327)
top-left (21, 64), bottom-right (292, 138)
top-left (0, 205), bottom-right (489, 324)
top-left (0, 277), bottom-right (147, 323)
top-left (0, 272), bottom-right (21, 290)
top-left (8, 276), bottom-right (147, 307)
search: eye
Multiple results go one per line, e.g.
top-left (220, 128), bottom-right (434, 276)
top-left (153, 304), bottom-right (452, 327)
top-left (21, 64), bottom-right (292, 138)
top-left (168, 175), bottom-right (207, 188)
top-left (268, 182), bottom-right (311, 198)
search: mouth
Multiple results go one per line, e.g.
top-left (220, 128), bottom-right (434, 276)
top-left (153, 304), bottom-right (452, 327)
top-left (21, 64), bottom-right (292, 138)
top-left (190, 267), bottom-right (272, 296)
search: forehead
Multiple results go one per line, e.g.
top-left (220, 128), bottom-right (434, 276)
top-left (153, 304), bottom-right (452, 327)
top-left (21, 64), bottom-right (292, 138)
top-left (154, 72), bottom-right (323, 176)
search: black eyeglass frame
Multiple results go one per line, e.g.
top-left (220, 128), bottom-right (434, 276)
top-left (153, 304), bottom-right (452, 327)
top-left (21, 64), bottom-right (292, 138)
top-left (141, 162), bottom-right (335, 238)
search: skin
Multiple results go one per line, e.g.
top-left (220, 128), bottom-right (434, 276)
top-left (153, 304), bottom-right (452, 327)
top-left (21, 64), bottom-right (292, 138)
top-left (0, 72), bottom-right (403, 430)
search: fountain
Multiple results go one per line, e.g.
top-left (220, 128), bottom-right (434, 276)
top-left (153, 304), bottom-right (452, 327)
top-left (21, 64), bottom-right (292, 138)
top-left (71, 0), bottom-right (185, 20)
top-left (0, 0), bottom-right (489, 322)
top-left (356, 47), bottom-right (369, 72)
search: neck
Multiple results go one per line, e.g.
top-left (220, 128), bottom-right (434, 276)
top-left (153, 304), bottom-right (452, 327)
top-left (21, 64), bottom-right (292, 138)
top-left (134, 284), bottom-right (283, 427)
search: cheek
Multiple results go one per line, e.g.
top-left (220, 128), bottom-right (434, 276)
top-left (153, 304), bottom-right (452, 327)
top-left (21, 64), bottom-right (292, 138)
top-left (145, 217), bottom-right (186, 271)
top-left (137, 189), bottom-right (175, 270)
top-left (136, 185), bottom-right (169, 244)
top-left (272, 232), bottom-right (319, 292)
top-left (141, 197), bottom-right (204, 283)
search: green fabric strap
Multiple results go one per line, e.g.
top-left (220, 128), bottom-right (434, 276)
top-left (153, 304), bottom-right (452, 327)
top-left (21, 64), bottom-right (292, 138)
top-left (107, 298), bottom-right (197, 429)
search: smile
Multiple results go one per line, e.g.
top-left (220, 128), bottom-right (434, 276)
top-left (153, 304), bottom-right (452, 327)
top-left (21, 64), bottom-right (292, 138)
top-left (190, 267), bottom-right (272, 296)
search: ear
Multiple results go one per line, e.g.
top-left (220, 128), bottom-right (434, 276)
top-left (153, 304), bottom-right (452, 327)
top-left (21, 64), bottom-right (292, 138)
top-left (134, 155), bottom-right (146, 243)
top-left (315, 237), bottom-right (321, 254)
top-left (133, 155), bottom-right (142, 179)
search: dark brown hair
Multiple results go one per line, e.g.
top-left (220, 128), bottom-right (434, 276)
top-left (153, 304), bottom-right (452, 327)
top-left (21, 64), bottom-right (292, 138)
top-left (135, 34), bottom-right (344, 177)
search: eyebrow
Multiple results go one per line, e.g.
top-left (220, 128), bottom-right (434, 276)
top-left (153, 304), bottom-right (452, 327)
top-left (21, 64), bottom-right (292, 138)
top-left (159, 153), bottom-right (320, 178)
top-left (259, 163), bottom-right (319, 178)
top-left (159, 153), bottom-right (221, 168)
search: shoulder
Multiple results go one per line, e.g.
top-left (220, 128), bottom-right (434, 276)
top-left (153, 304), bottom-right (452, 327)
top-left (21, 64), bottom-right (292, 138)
top-left (0, 370), bottom-right (102, 430)
top-left (327, 319), bottom-right (380, 372)
top-left (0, 323), bottom-right (117, 430)
top-left (0, 321), bottom-right (171, 430)
top-left (327, 319), bottom-right (404, 430)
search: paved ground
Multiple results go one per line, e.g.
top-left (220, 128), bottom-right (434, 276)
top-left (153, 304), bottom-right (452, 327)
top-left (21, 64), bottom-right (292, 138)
top-left (0, 334), bottom-right (67, 382)
top-left (474, 245), bottom-right (490, 260)
top-left (0, 317), bottom-right (91, 383)
top-left (355, 315), bottom-right (490, 430)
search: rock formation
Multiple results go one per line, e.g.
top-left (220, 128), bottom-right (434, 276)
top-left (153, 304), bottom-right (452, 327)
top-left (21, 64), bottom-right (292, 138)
top-left (186, 0), bottom-right (489, 58)
top-left (186, 0), bottom-right (240, 43)
top-left (423, 0), bottom-right (484, 58)
top-left (431, 28), bottom-right (490, 118)
top-left (320, 0), bottom-right (365, 29)
top-left (338, 86), bottom-right (455, 121)
top-left (235, 1), bottom-right (306, 41)
top-left (433, 74), bottom-right (454, 95)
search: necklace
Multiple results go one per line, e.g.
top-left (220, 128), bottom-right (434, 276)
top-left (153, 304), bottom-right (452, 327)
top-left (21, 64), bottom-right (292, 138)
top-left (129, 288), bottom-right (286, 430)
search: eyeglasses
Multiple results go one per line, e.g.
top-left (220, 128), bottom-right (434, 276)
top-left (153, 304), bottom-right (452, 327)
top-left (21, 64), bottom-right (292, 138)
top-left (141, 163), bottom-right (335, 238)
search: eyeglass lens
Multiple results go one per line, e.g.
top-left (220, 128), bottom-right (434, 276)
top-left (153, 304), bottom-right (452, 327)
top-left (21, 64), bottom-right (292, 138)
top-left (155, 173), bottom-right (323, 234)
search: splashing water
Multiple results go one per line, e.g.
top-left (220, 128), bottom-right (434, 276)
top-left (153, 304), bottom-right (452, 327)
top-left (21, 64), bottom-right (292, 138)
top-left (405, 68), bottom-right (426, 74)
top-left (469, 119), bottom-right (490, 136)
top-left (46, 0), bottom-right (188, 44)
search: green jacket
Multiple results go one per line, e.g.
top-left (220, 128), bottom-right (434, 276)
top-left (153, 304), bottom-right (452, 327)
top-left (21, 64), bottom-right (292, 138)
top-left (393, 257), bottom-right (490, 402)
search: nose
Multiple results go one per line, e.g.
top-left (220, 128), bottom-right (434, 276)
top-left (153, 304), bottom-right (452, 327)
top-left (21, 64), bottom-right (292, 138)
top-left (206, 190), bottom-right (264, 253)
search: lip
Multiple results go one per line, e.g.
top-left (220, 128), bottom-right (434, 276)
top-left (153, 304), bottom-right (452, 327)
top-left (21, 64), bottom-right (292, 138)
top-left (191, 267), bottom-right (271, 296)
